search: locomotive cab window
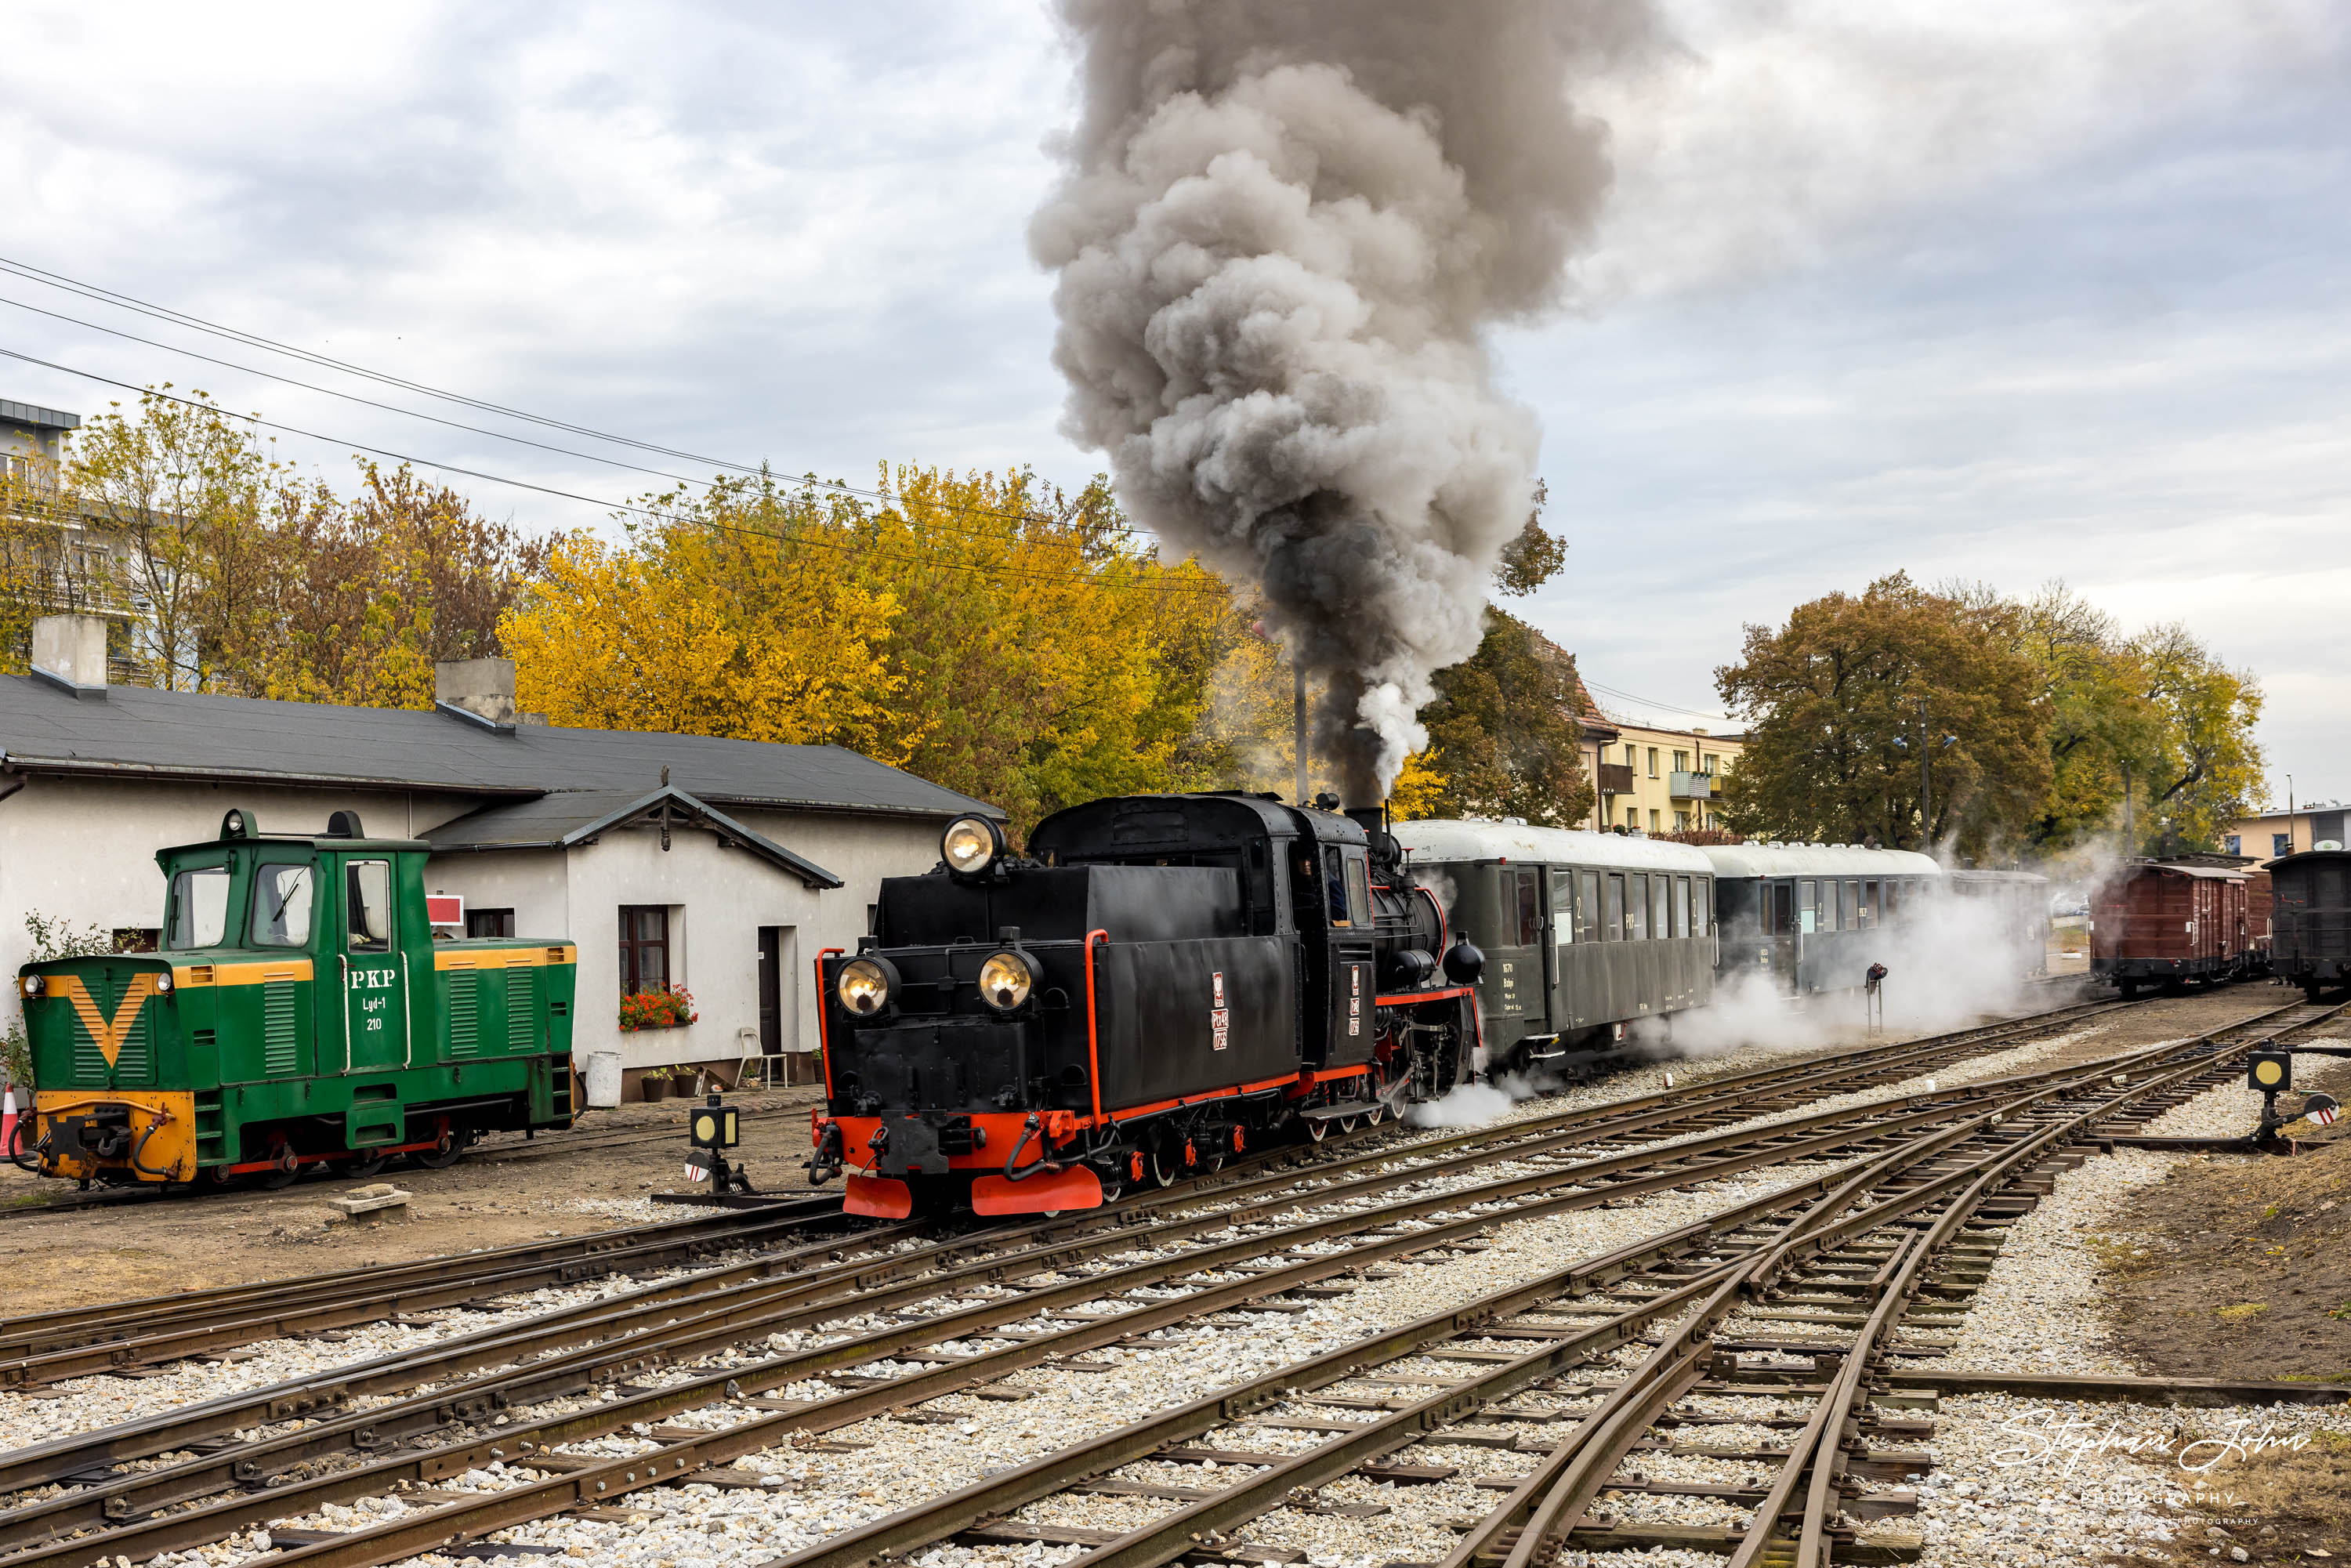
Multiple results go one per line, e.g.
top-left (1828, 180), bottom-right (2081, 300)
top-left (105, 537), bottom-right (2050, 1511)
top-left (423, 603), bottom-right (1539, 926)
top-left (250, 862), bottom-right (315, 948)
top-left (166, 865), bottom-right (231, 950)
top-left (345, 860), bottom-right (394, 953)
top-left (1345, 852), bottom-right (1372, 929)
top-left (1324, 848), bottom-right (1351, 926)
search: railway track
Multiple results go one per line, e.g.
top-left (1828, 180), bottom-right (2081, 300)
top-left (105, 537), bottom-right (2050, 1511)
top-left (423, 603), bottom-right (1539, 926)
top-left (0, 994), bottom-right (2278, 1566)
top-left (0, 992), bottom-right (2118, 1378)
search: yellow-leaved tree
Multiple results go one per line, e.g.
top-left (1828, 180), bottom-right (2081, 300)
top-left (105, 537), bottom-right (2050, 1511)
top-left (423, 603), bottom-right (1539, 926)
top-left (502, 466), bottom-right (1243, 836)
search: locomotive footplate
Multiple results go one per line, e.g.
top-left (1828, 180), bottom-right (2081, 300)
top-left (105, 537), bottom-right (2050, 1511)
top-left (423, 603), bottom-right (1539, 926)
top-left (1298, 1099), bottom-right (1382, 1123)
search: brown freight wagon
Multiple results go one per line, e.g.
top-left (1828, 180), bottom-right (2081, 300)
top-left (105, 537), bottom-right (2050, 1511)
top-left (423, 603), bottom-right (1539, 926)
top-left (2089, 860), bottom-right (2262, 998)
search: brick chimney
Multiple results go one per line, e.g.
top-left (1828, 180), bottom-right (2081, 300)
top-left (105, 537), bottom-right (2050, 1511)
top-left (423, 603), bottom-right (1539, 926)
top-left (29, 614), bottom-right (107, 700)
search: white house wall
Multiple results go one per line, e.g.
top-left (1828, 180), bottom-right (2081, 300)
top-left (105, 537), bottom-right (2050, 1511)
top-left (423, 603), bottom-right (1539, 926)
top-left (0, 775), bottom-right (487, 990)
top-left (0, 773), bottom-right (955, 1076)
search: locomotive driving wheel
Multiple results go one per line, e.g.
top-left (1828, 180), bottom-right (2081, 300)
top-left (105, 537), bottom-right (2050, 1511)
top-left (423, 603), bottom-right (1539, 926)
top-left (414, 1127), bottom-right (465, 1169)
top-left (1149, 1135), bottom-right (1183, 1187)
top-left (1306, 1117), bottom-right (1330, 1143)
top-left (259, 1140), bottom-right (300, 1190)
top-left (345, 1150), bottom-right (389, 1179)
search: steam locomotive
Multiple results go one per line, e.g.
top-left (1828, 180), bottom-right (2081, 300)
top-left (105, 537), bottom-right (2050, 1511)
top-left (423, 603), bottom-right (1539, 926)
top-left (808, 792), bottom-right (1483, 1218)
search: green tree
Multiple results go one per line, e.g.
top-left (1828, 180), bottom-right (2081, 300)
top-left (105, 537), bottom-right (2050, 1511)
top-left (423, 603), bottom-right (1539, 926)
top-left (1714, 573), bottom-right (2051, 858)
top-left (1415, 610), bottom-right (1594, 827)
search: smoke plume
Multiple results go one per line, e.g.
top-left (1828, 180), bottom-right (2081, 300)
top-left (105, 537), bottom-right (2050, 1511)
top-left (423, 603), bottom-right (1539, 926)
top-left (1032, 1), bottom-right (1654, 802)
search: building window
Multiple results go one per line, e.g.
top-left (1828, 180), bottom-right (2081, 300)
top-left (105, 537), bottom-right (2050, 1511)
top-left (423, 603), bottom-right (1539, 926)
top-left (2273, 833), bottom-right (2292, 857)
top-left (1675, 810), bottom-right (1690, 831)
top-left (1648, 808), bottom-right (1661, 832)
top-left (1624, 803), bottom-right (1639, 827)
top-left (1624, 744), bottom-right (1636, 766)
top-left (1646, 747), bottom-right (1659, 777)
top-left (467, 908), bottom-right (516, 938)
top-left (2223, 835), bottom-right (2241, 856)
top-left (1672, 750), bottom-right (1688, 773)
top-left (620, 905), bottom-right (671, 994)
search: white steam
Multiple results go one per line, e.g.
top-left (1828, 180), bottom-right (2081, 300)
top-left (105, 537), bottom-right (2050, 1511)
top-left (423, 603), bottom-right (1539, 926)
top-left (1032, 1), bottom-right (1655, 801)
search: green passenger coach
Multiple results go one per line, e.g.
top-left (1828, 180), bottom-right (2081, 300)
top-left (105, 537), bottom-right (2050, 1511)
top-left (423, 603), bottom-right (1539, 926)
top-left (14, 808), bottom-right (578, 1186)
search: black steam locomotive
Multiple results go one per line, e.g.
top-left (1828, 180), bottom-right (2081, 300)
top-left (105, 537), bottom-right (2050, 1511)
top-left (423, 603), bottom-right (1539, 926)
top-left (809, 792), bottom-right (1482, 1217)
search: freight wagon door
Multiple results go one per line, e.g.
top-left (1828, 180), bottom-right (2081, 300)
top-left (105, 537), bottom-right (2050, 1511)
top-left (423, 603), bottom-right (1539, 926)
top-left (339, 858), bottom-right (410, 1069)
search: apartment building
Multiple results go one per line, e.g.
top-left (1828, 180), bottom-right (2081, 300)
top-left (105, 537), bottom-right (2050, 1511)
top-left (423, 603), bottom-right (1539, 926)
top-left (1592, 721), bottom-right (1743, 835)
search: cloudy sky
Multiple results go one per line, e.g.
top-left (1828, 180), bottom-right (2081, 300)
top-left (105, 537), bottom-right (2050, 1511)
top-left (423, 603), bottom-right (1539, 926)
top-left (1, 1), bottom-right (2343, 803)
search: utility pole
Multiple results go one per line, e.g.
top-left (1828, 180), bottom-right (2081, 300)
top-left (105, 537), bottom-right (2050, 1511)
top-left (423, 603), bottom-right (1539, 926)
top-left (1917, 708), bottom-right (1932, 849)
top-left (2288, 774), bottom-right (2296, 855)
top-left (1294, 658), bottom-right (1309, 806)
top-left (2121, 762), bottom-right (2134, 856)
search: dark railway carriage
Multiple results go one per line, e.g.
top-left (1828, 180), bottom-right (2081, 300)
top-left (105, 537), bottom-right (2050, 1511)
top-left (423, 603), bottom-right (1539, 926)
top-left (811, 794), bottom-right (1481, 1219)
top-left (14, 809), bottom-right (578, 1186)
top-left (1390, 820), bottom-right (1715, 1074)
top-left (2269, 846), bottom-right (2350, 999)
top-left (2089, 860), bottom-right (2260, 997)
top-left (1704, 843), bottom-right (1943, 994)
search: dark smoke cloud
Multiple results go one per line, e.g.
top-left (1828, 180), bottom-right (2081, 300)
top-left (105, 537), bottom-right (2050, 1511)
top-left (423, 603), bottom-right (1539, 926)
top-left (1032, 0), bottom-right (1657, 802)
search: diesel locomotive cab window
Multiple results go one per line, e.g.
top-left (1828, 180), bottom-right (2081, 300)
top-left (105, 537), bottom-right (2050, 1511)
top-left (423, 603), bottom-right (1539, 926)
top-left (165, 866), bottom-right (231, 950)
top-left (345, 860), bottom-right (393, 952)
top-left (250, 863), bottom-right (315, 947)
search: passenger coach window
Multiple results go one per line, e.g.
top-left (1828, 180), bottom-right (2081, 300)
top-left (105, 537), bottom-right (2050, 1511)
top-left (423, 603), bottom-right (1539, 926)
top-left (1674, 877), bottom-right (1690, 939)
top-left (1549, 871), bottom-right (1574, 944)
top-left (1605, 875), bottom-right (1625, 940)
top-left (1861, 881), bottom-right (1878, 928)
top-left (1578, 871), bottom-right (1600, 942)
top-left (250, 864), bottom-right (314, 947)
top-left (166, 867), bottom-right (231, 950)
top-left (1652, 876), bottom-right (1670, 943)
top-left (1696, 880), bottom-right (1712, 936)
top-left (1798, 880), bottom-right (1818, 934)
top-left (1770, 882), bottom-right (1791, 935)
top-left (1627, 874), bottom-right (1649, 940)
top-left (1846, 880), bottom-right (1861, 931)
top-left (346, 860), bottom-right (394, 953)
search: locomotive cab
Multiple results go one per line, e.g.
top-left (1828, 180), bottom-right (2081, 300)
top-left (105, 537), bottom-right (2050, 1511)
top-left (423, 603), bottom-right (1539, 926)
top-left (16, 807), bottom-right (578, 1186)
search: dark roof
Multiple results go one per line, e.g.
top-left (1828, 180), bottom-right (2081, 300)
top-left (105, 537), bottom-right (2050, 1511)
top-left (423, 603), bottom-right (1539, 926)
top-left (425, 786), bottom-right (843, 889)
top-left (0, 675), bottom-right (998, 822)
top-left (1, 400), bottom-right (78, 432)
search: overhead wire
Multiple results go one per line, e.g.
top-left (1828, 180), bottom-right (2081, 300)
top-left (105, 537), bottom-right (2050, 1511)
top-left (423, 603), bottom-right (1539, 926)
top-left (1, 346), bottom-right (1233, 597)
top-left (0, 252), bottom-right (1123, 541)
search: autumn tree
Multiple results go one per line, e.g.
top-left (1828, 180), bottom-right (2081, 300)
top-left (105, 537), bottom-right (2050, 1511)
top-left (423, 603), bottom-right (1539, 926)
top-left (504, 465), bottom-right (1240, 837)
top-left (1411, 610), bottom-right (1593, 826)
top-left (2122, 625), bottom-right (2264, 854)
top-left (1715, 573), bottom-right (2051, 859)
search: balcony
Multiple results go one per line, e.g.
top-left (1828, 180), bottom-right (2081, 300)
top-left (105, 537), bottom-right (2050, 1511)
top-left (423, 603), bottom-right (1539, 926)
top-left (1596, 762), bottom-right (1635, 795)
top-left (1669, 771), bottom-right (1714, 801)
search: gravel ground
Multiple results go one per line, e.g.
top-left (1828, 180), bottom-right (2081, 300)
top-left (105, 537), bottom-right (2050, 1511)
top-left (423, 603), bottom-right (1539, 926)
top-left (16, 994), bottom-right (2171, 1568)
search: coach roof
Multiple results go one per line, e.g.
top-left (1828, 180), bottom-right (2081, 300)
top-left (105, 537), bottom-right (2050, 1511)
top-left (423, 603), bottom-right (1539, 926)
top-left (0, 675), bottom-right (997, 821)
top-left (1700, 843), bottom-right (1943, 879)
top-left (1393, 819), bottom-right (1715, 874)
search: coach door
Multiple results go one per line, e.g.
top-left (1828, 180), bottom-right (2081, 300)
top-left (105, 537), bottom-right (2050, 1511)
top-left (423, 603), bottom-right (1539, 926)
top-left (337, 856), bottom-right (409, 1070)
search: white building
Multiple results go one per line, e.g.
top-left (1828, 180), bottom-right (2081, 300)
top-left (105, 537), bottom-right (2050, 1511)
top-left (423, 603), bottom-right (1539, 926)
top-left (0, 617), bottom-right (998, 1099)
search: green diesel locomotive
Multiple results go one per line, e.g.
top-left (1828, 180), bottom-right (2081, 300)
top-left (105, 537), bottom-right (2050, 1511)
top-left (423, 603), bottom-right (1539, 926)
top-left (13, 809), bottom-right (578, 1186)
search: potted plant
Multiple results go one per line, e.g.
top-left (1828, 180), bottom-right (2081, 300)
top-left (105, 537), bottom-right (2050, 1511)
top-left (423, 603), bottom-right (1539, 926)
top-left (638, 1066), bottom-right (672, 1101)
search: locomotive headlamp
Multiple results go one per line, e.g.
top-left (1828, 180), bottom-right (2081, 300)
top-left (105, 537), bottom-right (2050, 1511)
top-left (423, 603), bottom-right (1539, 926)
top-left (942, 816), bottom-right (1004, 877)
top-left (20, 974), bottom-right (41, 998)
top-left (154, 971), bottom-right (172, 994)
top-left (2248, 1050), bottom-right (2292, 1093)
top-left (836, 956), bottom-right (900, 1017)
top-left (978, 950), bottom-right (1035, 1012)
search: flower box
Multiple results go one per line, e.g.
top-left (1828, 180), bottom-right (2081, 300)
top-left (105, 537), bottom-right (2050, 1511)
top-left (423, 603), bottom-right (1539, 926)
top-left (620, 987), bottom-right (697, 1032)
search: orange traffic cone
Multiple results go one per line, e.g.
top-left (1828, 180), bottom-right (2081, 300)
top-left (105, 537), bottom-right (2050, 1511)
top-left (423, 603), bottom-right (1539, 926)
top-left (1, 1084), bottom-right (17, 1160)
